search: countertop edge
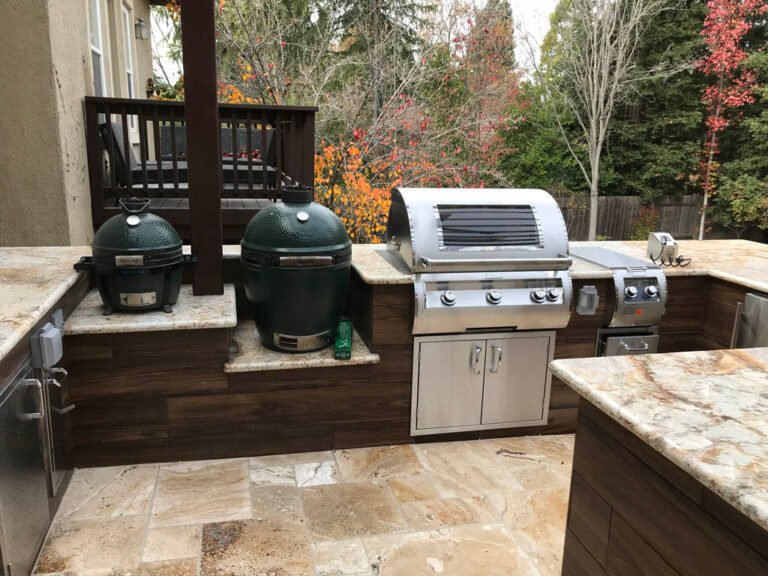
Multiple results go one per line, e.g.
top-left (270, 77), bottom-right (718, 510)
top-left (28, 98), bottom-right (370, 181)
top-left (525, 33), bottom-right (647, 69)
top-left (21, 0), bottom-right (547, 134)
top-left (224, 353), bottom-right (381, 373)
top-left (0, 270), bottom-right (84, 363)
top-left (549, 357), bottom-right (768, 533)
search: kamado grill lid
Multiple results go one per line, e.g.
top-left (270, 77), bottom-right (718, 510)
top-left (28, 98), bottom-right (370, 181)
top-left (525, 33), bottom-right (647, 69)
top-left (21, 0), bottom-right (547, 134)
top-left (241, 185), bottom-right (351, 268)
top-left (91, 198), bottom-right (183, 267)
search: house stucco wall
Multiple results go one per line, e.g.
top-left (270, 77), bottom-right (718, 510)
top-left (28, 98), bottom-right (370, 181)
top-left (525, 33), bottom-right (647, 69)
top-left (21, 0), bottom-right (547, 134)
top-left (0, 0), bottom-right (153, 247)
top-left (0, 0), bottom-right (92, 246)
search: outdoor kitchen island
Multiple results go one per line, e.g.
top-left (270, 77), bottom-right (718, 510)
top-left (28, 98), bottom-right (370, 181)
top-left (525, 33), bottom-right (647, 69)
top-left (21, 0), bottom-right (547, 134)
top-left (550, 348), bottom-right (768, 575)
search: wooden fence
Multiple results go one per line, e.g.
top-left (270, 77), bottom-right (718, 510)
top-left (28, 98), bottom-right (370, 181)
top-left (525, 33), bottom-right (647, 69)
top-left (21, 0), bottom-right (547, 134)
top-left (557, 194), bottom-right (704, 241)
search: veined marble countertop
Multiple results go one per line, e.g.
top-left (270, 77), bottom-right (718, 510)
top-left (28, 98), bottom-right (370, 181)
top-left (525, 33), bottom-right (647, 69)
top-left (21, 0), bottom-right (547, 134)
top-left (0, 246), bottom-right (89, 363)
top-left (551, 348), bottom-right (768, 532)
top-left (65, 284), bottom-right (237, 335)
top-left (225, 320), bottom-right (380, 373)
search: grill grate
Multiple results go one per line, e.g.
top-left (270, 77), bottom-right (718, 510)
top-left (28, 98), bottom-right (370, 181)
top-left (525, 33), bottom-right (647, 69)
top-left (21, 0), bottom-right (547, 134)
top-left (437, 205), bottom-right (540, 247)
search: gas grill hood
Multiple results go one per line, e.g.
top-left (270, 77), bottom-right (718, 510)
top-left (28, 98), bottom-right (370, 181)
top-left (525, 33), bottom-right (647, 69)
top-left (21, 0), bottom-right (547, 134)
top-left (387, 188), bottom-right (571, 275)
top-left (387, 188), bottom-right (573, 335)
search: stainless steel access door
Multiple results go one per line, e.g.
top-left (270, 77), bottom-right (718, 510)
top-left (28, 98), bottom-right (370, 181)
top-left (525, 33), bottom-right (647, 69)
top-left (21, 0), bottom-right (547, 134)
top-left (0, 364), bottom-right (51, 576)
top-left (481, 335), bottom-right (553, 425)
top-left (414, 338), bottom-right (486, 431)
top-left (739, 293), bottom-right (768, 348)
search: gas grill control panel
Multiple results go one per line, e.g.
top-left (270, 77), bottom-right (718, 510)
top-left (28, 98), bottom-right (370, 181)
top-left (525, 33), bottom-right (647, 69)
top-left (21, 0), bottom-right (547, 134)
top-left (623, 278), bottom-right (660, 303)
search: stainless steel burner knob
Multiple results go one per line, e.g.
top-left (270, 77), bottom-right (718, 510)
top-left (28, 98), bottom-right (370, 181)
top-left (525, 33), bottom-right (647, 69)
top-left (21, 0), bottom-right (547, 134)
top-left (486, 289), bottom-right (502, 304)
top-left (530, 289), bottom-right (547, 303)
top-left (546, 288), bottom-right (561, 302)
top-left (625, 286), bottom-right (638, 299)
top-left (644, 285), bottom-right (659, 298)
top-left (440, 290), bottom-right (457, 306)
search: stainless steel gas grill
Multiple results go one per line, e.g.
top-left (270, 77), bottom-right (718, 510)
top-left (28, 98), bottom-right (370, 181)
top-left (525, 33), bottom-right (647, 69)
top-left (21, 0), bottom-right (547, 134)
top-left (386, 188), bottom-right (573, 436)
top-left (387, 188), bottom-right (573, 335)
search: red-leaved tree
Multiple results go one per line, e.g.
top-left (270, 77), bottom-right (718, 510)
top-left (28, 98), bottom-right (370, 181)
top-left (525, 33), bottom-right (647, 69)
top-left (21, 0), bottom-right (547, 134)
top-left (697, 0), bottom-right (768, 239)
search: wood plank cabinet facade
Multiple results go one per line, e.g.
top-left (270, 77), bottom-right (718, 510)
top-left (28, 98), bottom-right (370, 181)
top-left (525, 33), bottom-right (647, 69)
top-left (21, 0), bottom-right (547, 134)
top-left (562, 401), bottom-right (768, 575)
top-left (62, 269), bottom-right (758, 466)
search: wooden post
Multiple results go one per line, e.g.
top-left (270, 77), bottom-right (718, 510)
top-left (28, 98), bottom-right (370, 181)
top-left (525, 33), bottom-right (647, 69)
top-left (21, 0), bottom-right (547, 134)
top-left (180, 0), bottom-right (223, 295)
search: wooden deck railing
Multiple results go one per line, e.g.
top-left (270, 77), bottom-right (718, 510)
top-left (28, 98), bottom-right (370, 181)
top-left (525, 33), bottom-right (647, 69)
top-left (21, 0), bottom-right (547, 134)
top-left (84, 96), bottom-right (316, 240)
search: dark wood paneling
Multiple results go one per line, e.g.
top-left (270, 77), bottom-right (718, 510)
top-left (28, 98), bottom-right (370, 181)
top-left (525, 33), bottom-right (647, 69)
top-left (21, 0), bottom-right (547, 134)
top-left (660, 276), bottom-right (707, 334)
top-left (563, 530), bottom-right (609, 576)
top-left (563, 399), bottom-right (768, 576)
top-left (605, 513), bottom-right (679, 576)
top-left (701, 279), bottom-right (749, 346)
top-left (370, 285), bottom-right (413, 346)
top-left (568, 472), bottom-right (611, 564)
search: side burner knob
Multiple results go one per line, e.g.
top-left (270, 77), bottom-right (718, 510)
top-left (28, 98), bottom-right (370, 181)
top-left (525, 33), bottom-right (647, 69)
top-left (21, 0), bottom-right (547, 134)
top-left (530, 289), bottom-right (547, 303)
top-left (546, 288), bottom-right (562, 302)
top-left (441, 290), bottom-right (457, 306)
top-left (624, 286), bottom-right (638, 299)
top-left (645, 285), bottom-right (659, 298)
top-left (486, 289), bottom-right (502, 305)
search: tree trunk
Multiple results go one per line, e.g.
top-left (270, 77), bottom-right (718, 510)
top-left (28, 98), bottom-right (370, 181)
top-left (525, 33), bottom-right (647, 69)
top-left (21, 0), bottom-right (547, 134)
top-left (588, 158), bottom-right (600, 240)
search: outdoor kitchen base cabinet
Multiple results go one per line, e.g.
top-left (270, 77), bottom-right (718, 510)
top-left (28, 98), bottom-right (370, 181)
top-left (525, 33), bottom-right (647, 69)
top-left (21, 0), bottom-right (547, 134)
top-left (411, 331), bottom-right (554, 435)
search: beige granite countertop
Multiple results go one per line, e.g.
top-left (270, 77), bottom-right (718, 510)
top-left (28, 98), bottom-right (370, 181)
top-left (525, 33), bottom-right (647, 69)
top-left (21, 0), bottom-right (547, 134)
top-left (225, 320), bottom-right (380, 373)
top-left (0, 246), bottom-right (89, 363)
top-left (551, 347), bottom-right (768, 532)
top-left (65, 284), bottom-right (238, 335)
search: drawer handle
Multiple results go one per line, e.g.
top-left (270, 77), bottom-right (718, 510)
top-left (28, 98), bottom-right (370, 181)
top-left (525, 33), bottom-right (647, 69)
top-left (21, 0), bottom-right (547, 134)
top-left (729, 302), bottom-right (744, 349)
top-left (621, 340), bottom-right (649, 352)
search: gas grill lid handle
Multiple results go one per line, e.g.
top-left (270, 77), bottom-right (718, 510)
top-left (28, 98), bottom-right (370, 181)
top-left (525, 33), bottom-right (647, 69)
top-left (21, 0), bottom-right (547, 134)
top-left (420, 256), bottom-right (572, 272)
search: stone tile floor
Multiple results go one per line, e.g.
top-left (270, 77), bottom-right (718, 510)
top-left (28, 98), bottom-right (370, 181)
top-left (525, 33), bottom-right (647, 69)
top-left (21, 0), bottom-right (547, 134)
top-left (35, 435), bottom-right (573, 576)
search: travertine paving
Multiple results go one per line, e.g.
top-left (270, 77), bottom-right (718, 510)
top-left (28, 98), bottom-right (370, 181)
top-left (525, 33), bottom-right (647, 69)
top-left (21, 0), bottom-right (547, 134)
top-left (35, 435), bottom-right (573, 576)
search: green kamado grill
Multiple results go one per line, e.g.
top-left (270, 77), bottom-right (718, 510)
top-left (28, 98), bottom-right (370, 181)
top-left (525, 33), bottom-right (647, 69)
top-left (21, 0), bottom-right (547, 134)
top-left (241, 185), bottom-right (352, 352)
top-left (74, 197), bottom-right (194, 315)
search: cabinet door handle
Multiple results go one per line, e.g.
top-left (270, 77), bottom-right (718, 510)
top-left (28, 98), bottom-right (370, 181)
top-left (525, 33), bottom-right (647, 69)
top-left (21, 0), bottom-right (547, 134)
top-left (470, 344), bottom-right (483, 375)
top-left (729, 302), bottom-right (744, 349)
top-left (490, 345), bottom-right (503, 373)
top-left (22, 379), bottom-right (44, 420)
top-left (51, 403), bottom-right (76, 415)
top-left (48, 367), bottom-right (68, 387)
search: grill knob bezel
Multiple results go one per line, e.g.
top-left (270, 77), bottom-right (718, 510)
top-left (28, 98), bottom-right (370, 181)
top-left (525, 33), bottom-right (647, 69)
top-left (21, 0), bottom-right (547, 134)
top-left (530, 289), bottom-right (547, 303)
top-left (546, 288), bottom-right (561, 302)
top-left (440, 290), bottom-right (457, 306)
top-left (644, 285), bottom-right (659, 298)
top-left (486, 289), bottom-right (503, 305)
top-left (624, 286), bottom-right (638, 299)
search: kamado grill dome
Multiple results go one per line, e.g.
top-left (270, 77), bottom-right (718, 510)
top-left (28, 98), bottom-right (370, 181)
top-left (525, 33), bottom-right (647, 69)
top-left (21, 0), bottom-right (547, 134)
top-left (241, 185), bottom-right (352, 352)
top-left (75, 197), bottom-right (194, 314)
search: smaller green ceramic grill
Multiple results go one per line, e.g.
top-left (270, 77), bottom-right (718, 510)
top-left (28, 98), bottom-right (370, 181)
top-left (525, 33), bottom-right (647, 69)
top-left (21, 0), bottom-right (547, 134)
top-left (241, 185), bottom-right (352, 352)
top-left (75, 197), bottom-right (195, 314)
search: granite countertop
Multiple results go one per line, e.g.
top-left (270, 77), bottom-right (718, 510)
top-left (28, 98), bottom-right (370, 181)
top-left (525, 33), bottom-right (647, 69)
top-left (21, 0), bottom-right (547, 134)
top-left (550, 348), bottom-right (768, 532)
top-left (65, 284), bottom-right (238, 335)
top-left (0, 246), bottom-right (89, 363)
top-left (225, 320), bottom-right (380, 373)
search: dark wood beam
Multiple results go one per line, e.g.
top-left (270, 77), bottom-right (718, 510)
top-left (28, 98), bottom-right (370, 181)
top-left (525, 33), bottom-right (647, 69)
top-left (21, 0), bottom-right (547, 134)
top-left (180, 0), bottom-right (223, 294)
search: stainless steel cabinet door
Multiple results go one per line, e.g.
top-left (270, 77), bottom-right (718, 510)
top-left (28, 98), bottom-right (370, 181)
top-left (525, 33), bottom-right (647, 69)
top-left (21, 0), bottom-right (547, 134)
top-left (481, 336), bottom-right (551, 425)
top-left (0, 365), bottom-right (51, 576)
top-left (415, 339), bottom-right (485, 430)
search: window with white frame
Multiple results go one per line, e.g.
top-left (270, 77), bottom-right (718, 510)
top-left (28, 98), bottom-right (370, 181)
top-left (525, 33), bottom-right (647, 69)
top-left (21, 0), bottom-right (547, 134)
top-left (121, 6), bottom-right (136, 126)
top-left (88, 0), bottom-right (107, 97)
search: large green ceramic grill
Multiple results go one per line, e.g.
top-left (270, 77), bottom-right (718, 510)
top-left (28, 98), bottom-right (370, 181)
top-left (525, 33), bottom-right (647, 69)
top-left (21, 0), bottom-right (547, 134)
top-left (75, 198), bottom-right (194, 314)
top-left (241, 185), bottom-right (352, 352)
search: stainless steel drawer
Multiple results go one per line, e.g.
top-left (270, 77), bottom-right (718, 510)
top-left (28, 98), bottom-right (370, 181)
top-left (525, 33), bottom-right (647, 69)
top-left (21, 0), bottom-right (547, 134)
top-left (604, 334), bottom-right (659, 356)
